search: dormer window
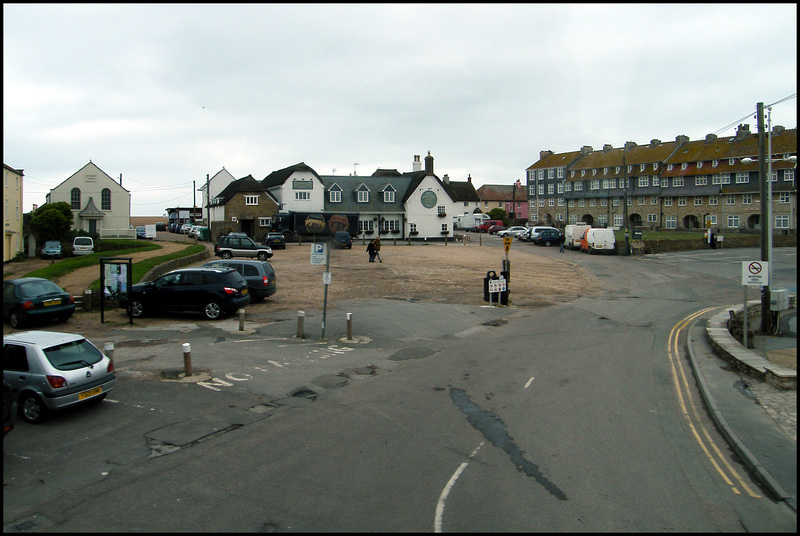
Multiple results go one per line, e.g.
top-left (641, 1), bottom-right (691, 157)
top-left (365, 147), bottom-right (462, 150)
top-left (712, 159), bottom-right (719, 167)
top-left (728, 158), bottom-right (735, 165)
top-left (329, 184), bottom-right (342, 203)
top-left (382, 185), bottom-right (396, 203)
top-left (697, 161), bottom-right (703, 169)
top-left (603, 167), bottom-right (608, 175)
top-left (639, 164), bottom-right (645, 172)
top-left (681, 163), bottom-right (688, 170)
top-left (652, 163), bottom-right (658, 170)
top-left (356, 184), bottom-right (369, 203)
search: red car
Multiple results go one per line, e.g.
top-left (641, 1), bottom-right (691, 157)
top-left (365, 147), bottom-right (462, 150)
top-left (487, 224), bottom-right (506, 235)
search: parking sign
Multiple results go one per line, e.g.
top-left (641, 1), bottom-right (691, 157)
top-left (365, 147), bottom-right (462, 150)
top-left (310, 243), bottom-right (326, 265)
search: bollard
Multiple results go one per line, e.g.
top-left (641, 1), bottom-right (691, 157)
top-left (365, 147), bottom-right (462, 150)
top-left (238, 308), bottom-right (245, 331)
top-left (83, 289), bottom-right (92, 311)
top-left (297, 311), bottom-right (305, 338)
top-left (104, 342), bottom-right (114, 363)
top-left (182, 342), bottom-right (192, 377)
top-left (346, 312), bottom-right (353, 340)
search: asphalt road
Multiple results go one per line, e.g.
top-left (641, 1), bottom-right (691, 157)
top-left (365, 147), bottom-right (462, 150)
top-left (3, 243), bottom-right (796, 532)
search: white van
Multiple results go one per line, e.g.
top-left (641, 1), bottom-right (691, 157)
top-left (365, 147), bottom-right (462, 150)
top-left (564, 224), bottom-right (590, 250)
top-left (579, 228), bottom-right (616, 254)
top-left (72, 236), bottom-right (94, 256)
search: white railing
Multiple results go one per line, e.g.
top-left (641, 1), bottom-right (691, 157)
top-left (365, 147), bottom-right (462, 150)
top-left (100, 229), bottom-right (136, 239)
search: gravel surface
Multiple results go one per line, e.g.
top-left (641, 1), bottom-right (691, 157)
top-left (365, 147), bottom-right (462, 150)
top-left (3, 237), bottom-right (601, 338)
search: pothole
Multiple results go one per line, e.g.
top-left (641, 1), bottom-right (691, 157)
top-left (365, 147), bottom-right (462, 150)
top-left (290, 387), bottom-right (318, 401)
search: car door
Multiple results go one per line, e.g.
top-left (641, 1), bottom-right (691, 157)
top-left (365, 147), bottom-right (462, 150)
top-left (3, 343), bottom-right (35, 394)
top-left (175, 271), bottom-right (205, 311)
top-left (149, 272), bottom-right (182, 311)
top-left (3, 283), bottom-right (16, 319)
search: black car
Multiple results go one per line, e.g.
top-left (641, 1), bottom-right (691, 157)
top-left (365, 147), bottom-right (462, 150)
top-left (203, 259), bottom-right (277, 302)
top-left (3, 278), bottom-right (76, 329)
top-left (532, 228), bottom-right (561, 246)
top-left (333, 231), bottom-right (352, 249)
top-left (120, 267), bottom-right (250, 320)
top-left (262, 232), bottom-right (286, 250)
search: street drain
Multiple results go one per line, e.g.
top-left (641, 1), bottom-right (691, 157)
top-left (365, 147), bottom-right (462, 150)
top-left (291, 387), bottom-right (318, 400)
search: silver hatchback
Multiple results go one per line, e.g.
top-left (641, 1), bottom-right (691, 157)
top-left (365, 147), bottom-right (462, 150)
top-left (3, 331), bottom-right (115, 424)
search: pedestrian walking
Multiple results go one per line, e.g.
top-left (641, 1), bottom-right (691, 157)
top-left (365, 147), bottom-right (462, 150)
top-left (558, 232), bottom-right (566, 253)
top-left (374, 236), bottom-right (383, 263)
top-left (366, 240), bottom-right (376, 262)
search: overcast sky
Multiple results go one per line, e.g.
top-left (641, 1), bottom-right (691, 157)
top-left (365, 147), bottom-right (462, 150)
top-left (4, 3), bottom-right (797, 216)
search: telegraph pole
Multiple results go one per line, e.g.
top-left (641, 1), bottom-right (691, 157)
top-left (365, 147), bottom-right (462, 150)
top-left (756, 102), bottom-right (770, 333)
top-left (622, 155), bottom-right (629, 255)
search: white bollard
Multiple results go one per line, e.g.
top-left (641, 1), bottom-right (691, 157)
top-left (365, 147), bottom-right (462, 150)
top-left (104, 342), bottom-right (114, 363)
top-left (297, 311), bottom-right (305, 338)
top-left (182, 342), bottom-right (192, 377)
top-left (238, 309), bottom-right (245, 331)
top-left (346, 313), bottom-right (353, 340)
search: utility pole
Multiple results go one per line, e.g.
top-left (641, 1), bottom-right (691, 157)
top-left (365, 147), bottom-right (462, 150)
top-left (192, 180), bottom-right (196, 224)
top-left (756, 102), bottom-right (770, 334)
top-left (206, 174), bottom-right (210, 230)
top-left (622, 155), bottom-right (629, 255)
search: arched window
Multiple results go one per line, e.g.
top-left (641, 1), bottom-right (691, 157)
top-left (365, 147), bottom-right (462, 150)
top-left (70, 188), bottom-right (81, 210)
top-left (101, 188), bottom-right (111, 210)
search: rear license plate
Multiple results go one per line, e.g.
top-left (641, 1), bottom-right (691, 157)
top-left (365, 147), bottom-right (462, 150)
top-left (78, 386), bottom-right (102, 400)
top-left (43, 299), bottom-right (62, 306)
top-left (242, 288), bottom-right (248, 295)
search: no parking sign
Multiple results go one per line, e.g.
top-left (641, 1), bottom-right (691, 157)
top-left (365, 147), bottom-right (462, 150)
top-left (742, 261), bottom-right (768, 287)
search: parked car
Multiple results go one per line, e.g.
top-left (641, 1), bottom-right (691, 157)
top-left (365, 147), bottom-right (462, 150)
top-left (474, 219), bottom-right (504, 233)
top-left (40, 241), bottom-right (62, 259)
top-left (580, 228), bottom-right (617, 254)
top-left (3, 331), bottom-right (116, 424)
top-left (72, 236), bottom-right (94, 255)
top-left (156, 222), bottom-right (167, 232)
top-left (532, 228), bottom-right (562, 246)
top-left (119, 267), bottom-right (251, 320)
top-left (497, 226), bottom-right (528, 238)
top-left (214, 234), bottom-right (273, 260)
top-left (333, 231), bottom-right (352, 249)
top-left (520, 226), bottom-right (558, 242)
top-left (3, 278), bottom-right (76, 329)
top-left (487, 224), bottom-right (506, 235)
top-left (4, 380), bottom-right (16, 437)
top-left (203, 259), bottom-right (276, 302)
top-left (262, 232), bottom-right (286, 250)
top-left (135, 226), bottom-right (147, 239)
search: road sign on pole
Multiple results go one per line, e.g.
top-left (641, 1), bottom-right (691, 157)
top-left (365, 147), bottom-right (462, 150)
top-left (742, 261), bottom-right (768, 287)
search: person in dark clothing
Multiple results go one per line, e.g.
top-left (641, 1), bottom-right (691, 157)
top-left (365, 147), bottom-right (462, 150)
top-left (558, 232), bottom-right (566, 253)
top-left (366, 240), bottom-right (377, 262)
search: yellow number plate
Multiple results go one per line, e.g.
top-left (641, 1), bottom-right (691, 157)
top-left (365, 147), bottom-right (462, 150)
top-left (78, 386), bottom-right (102, 400)
top-left (242, 288), bottom-right (248, 295)
top-left (43, 299), bottom-right (62, 306)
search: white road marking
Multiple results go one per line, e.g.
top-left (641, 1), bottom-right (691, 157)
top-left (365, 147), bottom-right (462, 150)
top-left (434, 441), bottom-right (484, 533)
top-left (524, 376), bottom-right (535, 389)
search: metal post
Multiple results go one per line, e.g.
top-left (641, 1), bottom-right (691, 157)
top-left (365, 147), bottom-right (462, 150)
top-left (238, 309), bottom-right (245, 331)
top-left (182, 342), bottom-right (192, 377)
top-left (347, 313), bottom-right (353, 340)
top-left (321, 240), bottom-right (330, 339)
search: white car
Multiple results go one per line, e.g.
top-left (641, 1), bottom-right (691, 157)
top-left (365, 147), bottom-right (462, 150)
top-left (497, 226), bottom-right (528, 238)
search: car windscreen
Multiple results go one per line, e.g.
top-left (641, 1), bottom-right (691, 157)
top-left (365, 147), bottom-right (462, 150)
top-left (43, 339), bottom-right (103, 370)
top-left (74, 238), bottom-right (92, 245)
top-left (44, 241), bottom-right (61, 248)
top-left (18, 280), bottom-right (64, 298)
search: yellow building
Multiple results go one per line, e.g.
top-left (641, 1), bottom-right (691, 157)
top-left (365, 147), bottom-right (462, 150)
top-left (3, 163), bottom-right (24, 262)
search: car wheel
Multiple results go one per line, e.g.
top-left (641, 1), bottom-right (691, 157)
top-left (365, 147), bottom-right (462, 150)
top-left (20, 393), bottom-right (47, 424)
top-left (221, 251), bottom-right (233, 259)
top-left (9, 309), bottom-right (25, 329)
top-left (544, 240), bottom-right (552, 246)
top-left (204, 301), bottom-right (222, 320)
top-left (257, 251), bottom-right (268, 261)
top-left (128, 300), bottom-right (145, 318)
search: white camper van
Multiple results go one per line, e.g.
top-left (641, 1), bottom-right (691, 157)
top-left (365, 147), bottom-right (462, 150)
top-left (564, 224), bottom-right (590, 250)
top-left (456, 213), bottom-right (490, 231)
top-left (579, 228), bottom-right (616, 254)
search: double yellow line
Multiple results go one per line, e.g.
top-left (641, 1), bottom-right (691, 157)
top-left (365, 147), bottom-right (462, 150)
top-left (667, 309), bottom-right (761, 498)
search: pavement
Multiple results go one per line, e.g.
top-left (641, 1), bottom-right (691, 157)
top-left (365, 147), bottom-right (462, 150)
top-left (688, 305), bottom-right (796, 511)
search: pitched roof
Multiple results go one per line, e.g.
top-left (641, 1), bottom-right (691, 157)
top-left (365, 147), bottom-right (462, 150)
top-left (213, 175), bottom-right (271, 205)
top-left (261, 162), bottom-right (322, 188)
top-left (476, 184), bottom-right (525, 201)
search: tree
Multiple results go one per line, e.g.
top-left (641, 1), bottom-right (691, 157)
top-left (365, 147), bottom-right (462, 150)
top-left (30, 202), bottom-right (74, 242)
top-left (488, 208), bottom-right (509, 226)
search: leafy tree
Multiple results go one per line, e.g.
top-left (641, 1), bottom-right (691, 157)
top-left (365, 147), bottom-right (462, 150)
top-left (30, 202), bottom-right (74, 242)
top-left (488, 208), bottom-right (509, 226)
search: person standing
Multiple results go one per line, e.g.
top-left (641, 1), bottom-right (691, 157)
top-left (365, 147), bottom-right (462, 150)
top-left (558, 231), bottom-right (566, 253)
top-left (374, 236), bottom-right (383, 263)
top-left (366, 240), bottom-right (376, 262)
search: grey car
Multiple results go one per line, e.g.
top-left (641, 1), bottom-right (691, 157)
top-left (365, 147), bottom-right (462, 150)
top-left (40, 241), bottom-right (63, 259)
top-left (202, 259), bottom-right (277, 302)
top-left (3, 331), bottom-right (115, 424)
